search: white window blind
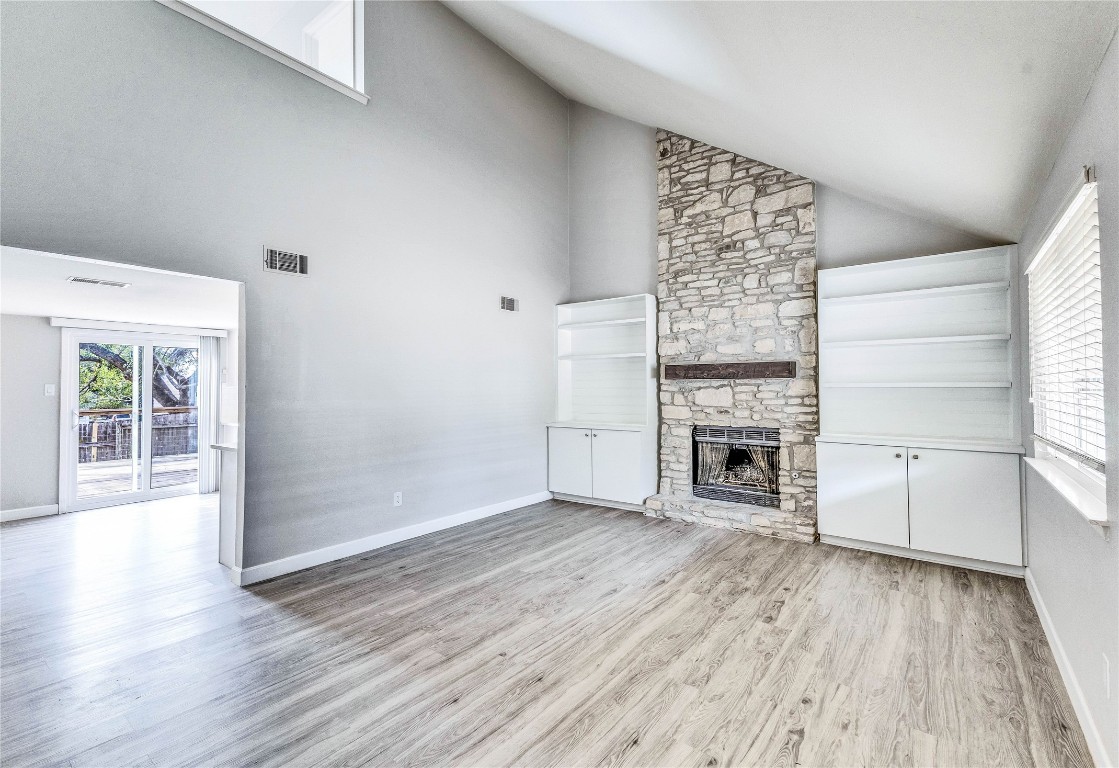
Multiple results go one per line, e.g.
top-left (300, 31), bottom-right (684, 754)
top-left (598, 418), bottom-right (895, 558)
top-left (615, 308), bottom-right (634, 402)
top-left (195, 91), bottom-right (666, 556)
top-left (1027, 178), bottom-right (1105, 473)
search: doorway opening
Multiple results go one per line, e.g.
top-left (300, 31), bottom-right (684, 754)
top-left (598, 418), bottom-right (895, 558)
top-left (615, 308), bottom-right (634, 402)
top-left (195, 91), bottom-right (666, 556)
top-left (0, 245), bottom-right (245, 580)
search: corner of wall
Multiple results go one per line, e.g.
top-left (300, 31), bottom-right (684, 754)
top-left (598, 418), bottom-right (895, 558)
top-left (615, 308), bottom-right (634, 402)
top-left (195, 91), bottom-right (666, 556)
top-left (815, 184), bottom-right (998, 269)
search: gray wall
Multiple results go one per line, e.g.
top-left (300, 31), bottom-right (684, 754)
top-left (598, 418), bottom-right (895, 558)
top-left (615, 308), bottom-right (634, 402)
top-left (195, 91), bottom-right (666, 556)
top-left (1017, 35), bottom-right (1118, 765)
top-left (0, 1), bottom-right (571, 566)
top-left (815, 185), bottom-right (996, 269)
top-left (0, 316), bottom-right (61, 510)
top-left (567, 103), bottom-right (658, 302)
top-left (565, 111), bottom-right (995, 294)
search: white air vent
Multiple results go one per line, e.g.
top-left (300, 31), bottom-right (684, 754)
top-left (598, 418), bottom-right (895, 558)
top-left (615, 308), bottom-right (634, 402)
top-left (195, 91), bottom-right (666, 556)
top-left (67, 276), bottom-right (130, 288)
top-left (500, 296), bottom-right (518, 312)
top-left (263, 247), bottom-right (308, 276)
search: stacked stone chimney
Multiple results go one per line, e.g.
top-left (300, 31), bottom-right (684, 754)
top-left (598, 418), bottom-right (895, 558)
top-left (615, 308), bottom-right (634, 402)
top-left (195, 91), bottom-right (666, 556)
top-left (644, 130), bottom-right (819, 543)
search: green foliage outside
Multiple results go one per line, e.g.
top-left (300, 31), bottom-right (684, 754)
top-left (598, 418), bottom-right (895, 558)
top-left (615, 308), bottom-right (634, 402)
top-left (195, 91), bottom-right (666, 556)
top-left (79, 344), bottom-right (135, 410)
top-left (78, 344), bottom-right (199, 410)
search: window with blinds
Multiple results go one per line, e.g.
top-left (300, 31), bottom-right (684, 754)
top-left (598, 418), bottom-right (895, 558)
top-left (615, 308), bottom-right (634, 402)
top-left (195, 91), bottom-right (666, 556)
top-left (1027, 177), bottom-right (1104, 475)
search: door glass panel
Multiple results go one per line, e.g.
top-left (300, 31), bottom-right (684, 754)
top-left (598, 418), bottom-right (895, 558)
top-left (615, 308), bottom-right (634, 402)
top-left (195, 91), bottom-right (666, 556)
top-left (77, 343), bottom-right (143, 498)
top-left (151, 346), bottom-right (199, 490)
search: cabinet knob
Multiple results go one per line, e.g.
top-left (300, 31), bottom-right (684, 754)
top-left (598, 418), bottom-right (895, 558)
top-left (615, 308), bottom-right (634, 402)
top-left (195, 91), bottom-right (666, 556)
top-left (895, 453), bottom-right (902, 459)
top-left (584, 432), bottom-right (590, 437)
top-left (592, 433), bottom-right (598, 437)
top-left (912, 454), bottom-right (919, 459)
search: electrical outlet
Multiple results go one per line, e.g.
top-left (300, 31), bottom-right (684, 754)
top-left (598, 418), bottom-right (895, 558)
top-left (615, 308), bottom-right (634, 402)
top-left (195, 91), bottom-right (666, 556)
top-left (44, 384), bottom-right (57, 397)
top-left (1105, 653), bottom-right (1111, 700)
top-left (393, 491), bottom-right (402, 507)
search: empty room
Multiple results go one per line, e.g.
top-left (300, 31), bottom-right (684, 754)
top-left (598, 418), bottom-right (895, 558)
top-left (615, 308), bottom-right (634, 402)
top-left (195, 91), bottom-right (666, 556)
top-left (0, 1), bottom-right (1116, 766)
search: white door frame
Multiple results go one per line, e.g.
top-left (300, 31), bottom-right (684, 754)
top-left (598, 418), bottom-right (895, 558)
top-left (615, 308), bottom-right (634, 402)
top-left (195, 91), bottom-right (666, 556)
top-left (59, 328), bottom-right (201, 513)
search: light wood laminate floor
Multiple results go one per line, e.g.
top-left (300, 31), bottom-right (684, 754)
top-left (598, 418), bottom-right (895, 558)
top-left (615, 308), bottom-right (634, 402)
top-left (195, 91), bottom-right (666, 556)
top-left (1, 496), bottom-right (1090, 767)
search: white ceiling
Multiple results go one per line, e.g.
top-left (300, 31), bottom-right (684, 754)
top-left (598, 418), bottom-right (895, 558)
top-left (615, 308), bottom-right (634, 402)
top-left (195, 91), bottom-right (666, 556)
top-left (447, 1), bottom-right (1119, 241)
top-left (0, 247), bottom-right (240, 329)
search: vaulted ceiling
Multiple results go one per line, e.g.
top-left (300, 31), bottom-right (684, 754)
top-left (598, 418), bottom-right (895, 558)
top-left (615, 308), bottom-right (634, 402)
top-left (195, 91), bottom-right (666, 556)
top-left (447, 1), bottom-right (1118, 241)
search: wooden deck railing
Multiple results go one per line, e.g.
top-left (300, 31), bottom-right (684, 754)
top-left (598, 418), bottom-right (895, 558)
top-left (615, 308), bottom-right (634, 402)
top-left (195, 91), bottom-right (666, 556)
top-left (79, 407), bottom-right (198, 463)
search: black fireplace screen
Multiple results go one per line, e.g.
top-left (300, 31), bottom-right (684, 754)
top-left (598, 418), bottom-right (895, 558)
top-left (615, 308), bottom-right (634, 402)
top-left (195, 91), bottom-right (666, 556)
top-left (692, 426), bottom-right (780, 507)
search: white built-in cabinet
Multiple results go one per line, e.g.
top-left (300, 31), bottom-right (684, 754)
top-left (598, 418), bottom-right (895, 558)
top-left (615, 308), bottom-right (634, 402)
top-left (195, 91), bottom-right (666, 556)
top-left (816, 443), bottom-right (910, 548)
top-left (817, 443), bottom-right (1023, 566)
top-left (548, 427), bottom-right (646, 504)
top-left (816, 246), bottom-right (1025, 570)
top-left (547, 295), bottom-right (657, 507)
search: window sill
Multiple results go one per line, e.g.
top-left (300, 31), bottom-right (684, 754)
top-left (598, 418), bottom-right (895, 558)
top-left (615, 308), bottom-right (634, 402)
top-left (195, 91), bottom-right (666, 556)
top-left (1024, 457), bottom-right (1109, 535)
top-left (156, 0), bottom-right (369, 105)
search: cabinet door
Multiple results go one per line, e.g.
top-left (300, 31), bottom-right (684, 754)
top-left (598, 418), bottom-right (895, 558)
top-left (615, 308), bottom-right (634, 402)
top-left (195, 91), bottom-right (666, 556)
top-left (907, 448), bottom-right (1022, 565)
top-left (591, 429), bottom-right (645, 504)
top-left (548, 427), bottom-right (593, 497)
top-left (817, 442), bottom-right (910, 547)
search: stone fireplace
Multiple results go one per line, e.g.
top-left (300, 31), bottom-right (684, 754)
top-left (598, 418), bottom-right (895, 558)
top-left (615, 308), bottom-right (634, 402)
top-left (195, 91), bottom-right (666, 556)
top-left (644, 131), bottom-right (818, 543)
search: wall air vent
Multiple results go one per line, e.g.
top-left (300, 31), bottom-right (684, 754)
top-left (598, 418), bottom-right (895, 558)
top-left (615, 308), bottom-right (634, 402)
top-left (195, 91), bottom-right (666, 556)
top-left (500, 296), bottom-right (519, 312)
top-left (263, 247), bottom-right (308, 276)
top-left (67, 276), bottom-right (130, 288)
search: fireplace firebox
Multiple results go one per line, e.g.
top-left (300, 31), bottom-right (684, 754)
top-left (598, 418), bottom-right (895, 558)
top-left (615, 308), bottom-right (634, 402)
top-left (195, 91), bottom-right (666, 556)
top-left (692, 426), bottom-right (780, 507)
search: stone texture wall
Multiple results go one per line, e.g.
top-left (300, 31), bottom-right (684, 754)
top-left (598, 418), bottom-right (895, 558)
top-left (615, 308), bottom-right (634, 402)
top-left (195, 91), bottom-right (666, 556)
top-left (644, 130), bottom-right (818, 543)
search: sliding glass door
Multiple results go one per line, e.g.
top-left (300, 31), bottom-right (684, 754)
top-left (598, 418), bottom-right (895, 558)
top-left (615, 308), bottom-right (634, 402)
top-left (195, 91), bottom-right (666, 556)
top-left (61, 330), bottom-right (201, 512)
top-left (149, 345), bottom-right (200, 490)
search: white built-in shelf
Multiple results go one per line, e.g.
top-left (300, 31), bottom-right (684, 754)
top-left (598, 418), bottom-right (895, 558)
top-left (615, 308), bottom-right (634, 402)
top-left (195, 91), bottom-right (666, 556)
top-left (558, 352), bottom-right (646, 360)
top-left (818, 247), bottom-right (1020, 446)
top-left (816, 433), bottom-right (1025, 454)
top-left (558, 318), bottom-right (646, 330)
top-left (822, 333), bottom-right (1011, 348)
top-left (819, 280), bottom-right (1010, 306)
top-left (821, 381), bottom-right (1013, 389)
top-left (554, 294), bottom-right (657, 430)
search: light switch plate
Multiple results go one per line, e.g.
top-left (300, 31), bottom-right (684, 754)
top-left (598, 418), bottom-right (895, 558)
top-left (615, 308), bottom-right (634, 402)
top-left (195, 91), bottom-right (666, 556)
top-left (44, 384), bottom-right (57, 397)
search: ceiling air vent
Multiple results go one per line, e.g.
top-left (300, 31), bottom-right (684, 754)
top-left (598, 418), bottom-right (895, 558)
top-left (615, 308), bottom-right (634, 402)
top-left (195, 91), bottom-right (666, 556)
top-left (263, 247), bottom-right (308, 276)
top-left (500, 296), bottom-right (518, 312)
top-left (67, 276), bottom-right (130, 288)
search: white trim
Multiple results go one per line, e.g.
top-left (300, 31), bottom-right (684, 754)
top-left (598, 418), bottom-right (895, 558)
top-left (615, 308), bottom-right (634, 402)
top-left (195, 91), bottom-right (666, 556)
top-left (815, 433), bottom-right (1025, 454)
top-left (820, 534), bottom-right (1025, 577)
top-left (1, 246), bottom-right (241, 284)
top-left (231, 492), bottom-right (553, 586)
top-left (552, 492), bottom-right (648, 513)
top-left (68, 485), bottom-right (198, 514)
top-left (557, 293), bottom-right (654, 307)
top-left (1025, 568), bottom-right (1113, 768)
top-left (51, 317), bottom-right (227, 337)
top-left (59, 328), bottom-right (78, 514)
top-left (156, 0), bottom-right (369, 105)
top-left (352, 0), bottom-right (365, 95)
top-left (547, 422), bottom-right (646, 432)
top-left (197, 337), bottom-right (221, 494)
top-left (1, 504), bottom-right (59, 523)
top-left (1024, 457), bottom-right (1109, 532)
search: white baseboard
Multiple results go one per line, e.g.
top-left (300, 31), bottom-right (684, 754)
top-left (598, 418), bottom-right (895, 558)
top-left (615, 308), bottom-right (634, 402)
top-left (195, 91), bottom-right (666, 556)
top-left (1025, 568), bottom-right (1112, 768)
top-left (1, 503), bottom-right (59, 522)
top-left (551, 493), bottom-right (647, 513)
top-left (233, 491), bottom-right (553, 587)
top-left (820, 534), bottom-right (1024, 578)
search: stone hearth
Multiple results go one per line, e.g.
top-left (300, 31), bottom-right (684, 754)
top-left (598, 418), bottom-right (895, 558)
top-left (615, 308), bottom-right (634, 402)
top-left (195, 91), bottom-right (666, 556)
top-left (644, 130), bottom-right (818, 543)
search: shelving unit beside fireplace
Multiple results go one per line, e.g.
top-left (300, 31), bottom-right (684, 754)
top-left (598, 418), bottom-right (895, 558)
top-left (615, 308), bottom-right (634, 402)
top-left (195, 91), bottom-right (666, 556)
top-left (554, 294), bottom-right (657, 427)
top-left (817, 246), bottom-right (1020, 446)
top-left (547, 294), bottom-right (658, 507)
top-left (816, 246), bottom-right (1026, 573)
